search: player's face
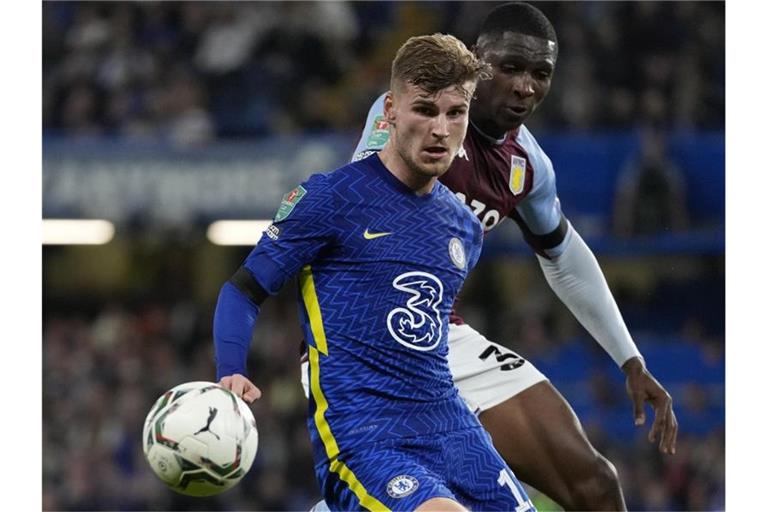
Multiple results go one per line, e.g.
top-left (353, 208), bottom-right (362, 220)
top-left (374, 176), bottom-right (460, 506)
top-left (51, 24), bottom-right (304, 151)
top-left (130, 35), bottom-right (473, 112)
top-left (386, 81), bottom-right (474, 180)
top-left (474, 32), bottom-right (556, 133)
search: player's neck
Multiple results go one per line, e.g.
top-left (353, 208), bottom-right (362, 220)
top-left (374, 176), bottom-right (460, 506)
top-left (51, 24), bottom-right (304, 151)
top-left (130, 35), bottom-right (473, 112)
top-left (379, 145), bottom-right (437, 196)
top-left (470, 114), bottom-right (514, 143)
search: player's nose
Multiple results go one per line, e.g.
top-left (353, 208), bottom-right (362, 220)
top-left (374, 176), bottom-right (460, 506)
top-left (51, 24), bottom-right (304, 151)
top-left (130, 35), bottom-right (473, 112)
top-left (431, 114), bottom-right (449, 139)
top-left (512, 73), bottom-right (535, 98)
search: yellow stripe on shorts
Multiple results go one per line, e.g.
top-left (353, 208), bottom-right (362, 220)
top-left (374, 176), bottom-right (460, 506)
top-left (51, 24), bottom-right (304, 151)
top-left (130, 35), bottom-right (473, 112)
top-left (308, 347), bottom-right (389, 511)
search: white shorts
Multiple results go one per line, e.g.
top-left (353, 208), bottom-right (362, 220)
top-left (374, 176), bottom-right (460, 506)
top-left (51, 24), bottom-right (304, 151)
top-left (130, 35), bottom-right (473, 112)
top-left (301, 323), bottom-right (547, 414)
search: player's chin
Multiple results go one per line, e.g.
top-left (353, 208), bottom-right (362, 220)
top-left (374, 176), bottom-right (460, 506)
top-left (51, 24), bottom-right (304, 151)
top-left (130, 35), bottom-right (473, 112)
top-left (416, 158), bottom-right (450, 177)
top-left (499, 107), bottom-right (528, 128)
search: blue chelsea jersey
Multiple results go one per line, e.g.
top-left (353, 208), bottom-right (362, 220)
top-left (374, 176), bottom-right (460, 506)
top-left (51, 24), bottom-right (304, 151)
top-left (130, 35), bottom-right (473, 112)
top-left (243, 154), bottom-right (484, 455)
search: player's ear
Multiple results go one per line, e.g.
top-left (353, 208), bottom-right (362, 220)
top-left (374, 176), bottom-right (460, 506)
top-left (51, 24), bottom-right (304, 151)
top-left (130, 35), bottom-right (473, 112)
top-left (383, 91), bottom-right (396, 125)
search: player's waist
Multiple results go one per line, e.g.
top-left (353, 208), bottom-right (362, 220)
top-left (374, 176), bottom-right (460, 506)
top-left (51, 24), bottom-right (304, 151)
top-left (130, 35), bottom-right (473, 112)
top-left (308, 393), bottom-right (480, 456)
top-left (449, 309), bottom-right (464, 325)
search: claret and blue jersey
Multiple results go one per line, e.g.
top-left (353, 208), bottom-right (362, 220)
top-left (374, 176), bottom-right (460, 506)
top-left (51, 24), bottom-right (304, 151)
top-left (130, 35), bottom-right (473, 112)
top-left (221, 153), bottom-right (484, 457)
top-left (354, 93), bottom-right (571, 259)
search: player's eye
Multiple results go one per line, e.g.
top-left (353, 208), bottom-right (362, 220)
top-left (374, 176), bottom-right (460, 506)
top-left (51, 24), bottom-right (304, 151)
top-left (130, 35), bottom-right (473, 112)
top-left (413, 105), bottom-right (434, 116)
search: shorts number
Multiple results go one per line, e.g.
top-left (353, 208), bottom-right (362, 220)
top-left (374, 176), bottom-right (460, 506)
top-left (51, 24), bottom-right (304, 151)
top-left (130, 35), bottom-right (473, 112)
top-left (478, 345), bottom-right (525, 371)
top-left (498, 468), bottom-right (533, 512)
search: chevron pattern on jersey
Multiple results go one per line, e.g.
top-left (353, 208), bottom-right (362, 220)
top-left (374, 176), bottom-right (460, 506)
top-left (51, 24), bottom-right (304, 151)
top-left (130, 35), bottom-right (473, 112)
top-left (247, 154), bottom-right (484, 452)
top-left (314, 426), bottom-right (533, 510)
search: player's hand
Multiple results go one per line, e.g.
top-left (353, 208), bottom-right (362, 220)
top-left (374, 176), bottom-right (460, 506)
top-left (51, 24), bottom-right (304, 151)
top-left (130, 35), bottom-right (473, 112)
top-left (622, 357), bottom-right (678, 454)
top-left (218, 373), bottom-right (262, 404)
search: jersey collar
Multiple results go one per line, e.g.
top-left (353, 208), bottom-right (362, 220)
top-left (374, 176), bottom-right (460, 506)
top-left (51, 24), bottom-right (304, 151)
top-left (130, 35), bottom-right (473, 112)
top-left (469, 120), bottom-right (520, 146)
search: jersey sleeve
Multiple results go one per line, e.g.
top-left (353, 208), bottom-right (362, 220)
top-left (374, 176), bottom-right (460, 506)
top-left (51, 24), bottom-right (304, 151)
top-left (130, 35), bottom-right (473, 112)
top-left (243, 173), bottom-right (339, 294)
top-left (351, 92), bottom-right (389, 162)
top-left (513, 126), bottom-right (572, 258)
top-left (214, 173), bottom-right (338, 379)
top-left (466, 216), bottom-right (484, 272)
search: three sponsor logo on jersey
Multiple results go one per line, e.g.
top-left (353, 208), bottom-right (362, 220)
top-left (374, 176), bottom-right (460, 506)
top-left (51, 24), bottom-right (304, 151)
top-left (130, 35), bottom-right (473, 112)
top-left (273, 181), bottom-right (470, 354)
top-left (387, 271), bottom-right (445, 352)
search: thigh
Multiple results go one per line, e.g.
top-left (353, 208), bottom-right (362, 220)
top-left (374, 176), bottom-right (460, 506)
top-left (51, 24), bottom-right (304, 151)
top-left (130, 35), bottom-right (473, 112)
top-left (478, 380), bottom-right (606, 503)
top-left (301, 360), bottom-right (310, 399)
top-left (447, 324), bottom-right (547, 412)
top-left (315, 438), bottom-right (455, 511)
top-left (447, 427), bottom-right (535, 512)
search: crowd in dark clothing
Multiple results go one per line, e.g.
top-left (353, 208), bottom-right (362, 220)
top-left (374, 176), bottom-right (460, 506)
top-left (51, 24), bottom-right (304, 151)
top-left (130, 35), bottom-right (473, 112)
top-left (43, 1), bottom-right (724, 145)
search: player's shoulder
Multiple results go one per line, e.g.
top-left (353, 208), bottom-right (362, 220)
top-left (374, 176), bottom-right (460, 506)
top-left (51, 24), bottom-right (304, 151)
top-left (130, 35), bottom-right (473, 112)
top-left (435, 180), bottom-right (463, 206)
top-left (309, 158), bottom-right (371, 188)
top-left (307, 155), bottom-right (382, 201)
top-left (295, 169), bottom-right (333, 198)
top-left (514, 124), bottom-right (544, 154)
top-left (293, 161), bottom-right (362, 202)
top-left (514, 124), bottom-right (555, 176)
top-left (436, 181), bottom-right (483, 226)
top-left (330, 153), bottom-right (378, 181)
top-left (436, 182), bottom-right (483, 261)
top-left (352, 92), bottom-right (389, 161)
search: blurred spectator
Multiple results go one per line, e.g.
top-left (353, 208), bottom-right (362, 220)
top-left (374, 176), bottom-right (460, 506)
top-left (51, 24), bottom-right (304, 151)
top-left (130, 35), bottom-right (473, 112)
top-left (43, 1), bottom-right (724, 139)
top-left (155, 71), bottom-right (215, 146)
top-left (613, 126), bottom-right (690, 237)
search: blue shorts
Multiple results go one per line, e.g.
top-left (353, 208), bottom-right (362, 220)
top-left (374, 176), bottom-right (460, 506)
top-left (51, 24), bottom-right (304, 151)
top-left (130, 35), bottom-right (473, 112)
top-left (314, 426), bottom-right (534, 511)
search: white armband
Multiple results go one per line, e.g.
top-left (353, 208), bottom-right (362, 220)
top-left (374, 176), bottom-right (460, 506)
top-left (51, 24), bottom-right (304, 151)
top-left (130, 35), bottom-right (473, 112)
top-left (537, 226), bottom-right (642, 368)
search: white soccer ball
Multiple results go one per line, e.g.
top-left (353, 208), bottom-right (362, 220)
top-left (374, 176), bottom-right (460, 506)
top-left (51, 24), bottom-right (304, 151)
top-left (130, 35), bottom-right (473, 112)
top-left (142, 381), bottom-right (258, 497)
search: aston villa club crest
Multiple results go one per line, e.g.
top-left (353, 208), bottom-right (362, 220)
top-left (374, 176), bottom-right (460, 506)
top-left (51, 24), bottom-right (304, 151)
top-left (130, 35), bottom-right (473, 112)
top-left (509, 156), bottom-right (527, 194)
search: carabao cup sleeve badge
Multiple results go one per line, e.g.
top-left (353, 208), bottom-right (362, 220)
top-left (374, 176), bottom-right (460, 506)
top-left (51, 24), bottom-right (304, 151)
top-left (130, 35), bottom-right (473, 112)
top-left (367, 116), bottom-right (391, 148)
top-left (274, 185), bottom-right (307, 222)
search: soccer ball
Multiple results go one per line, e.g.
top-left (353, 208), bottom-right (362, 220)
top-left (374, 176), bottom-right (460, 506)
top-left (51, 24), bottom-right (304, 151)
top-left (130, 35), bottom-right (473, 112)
top-left (142, 381), bottom-right (259, 497)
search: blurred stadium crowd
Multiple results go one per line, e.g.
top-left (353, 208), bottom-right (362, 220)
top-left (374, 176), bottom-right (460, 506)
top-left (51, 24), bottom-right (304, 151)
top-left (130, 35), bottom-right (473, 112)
top-left (43, 1), bottom-right (724, 143)
top-left (42, 2), bottom-right (725, 511)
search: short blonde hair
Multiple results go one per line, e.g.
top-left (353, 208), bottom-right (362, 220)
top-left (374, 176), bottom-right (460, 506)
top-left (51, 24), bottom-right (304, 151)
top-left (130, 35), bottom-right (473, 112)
top-left (391, 33), bottom-right (492, 99)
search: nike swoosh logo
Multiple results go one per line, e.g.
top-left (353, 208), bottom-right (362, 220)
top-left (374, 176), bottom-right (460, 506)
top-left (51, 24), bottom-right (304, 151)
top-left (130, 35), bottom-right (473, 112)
top-left (363, 229), bottom-right (393, 240)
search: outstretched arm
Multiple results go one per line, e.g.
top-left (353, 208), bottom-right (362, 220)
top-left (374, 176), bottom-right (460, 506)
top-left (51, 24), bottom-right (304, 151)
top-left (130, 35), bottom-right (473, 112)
top-left (213, 271), bottom-right (269, 403)
top-left (512, 127), bottom-right (678, 453)
top-left (213, 175), bottom-right (337, 403)
top-left (536, 227), bottom-right (678, 454)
